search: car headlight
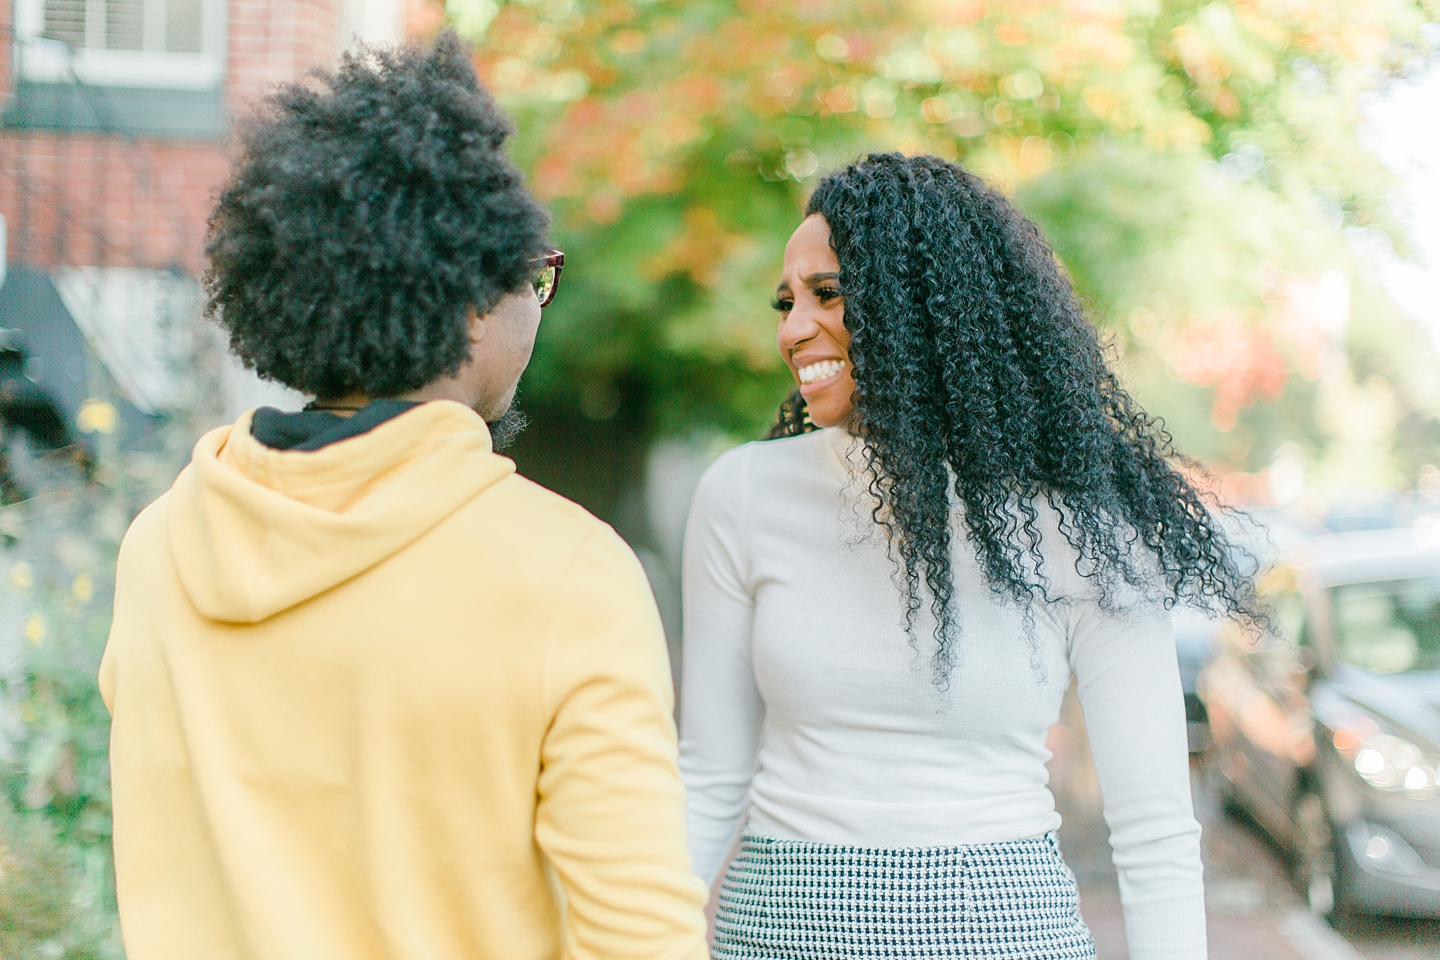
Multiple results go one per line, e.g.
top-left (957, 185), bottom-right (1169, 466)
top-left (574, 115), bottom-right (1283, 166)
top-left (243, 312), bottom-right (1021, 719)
top-left (1332, 720), bottom-right (1439, 798)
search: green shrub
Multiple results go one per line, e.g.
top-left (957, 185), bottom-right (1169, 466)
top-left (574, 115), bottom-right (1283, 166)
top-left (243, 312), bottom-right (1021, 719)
top-left (0, 801), bottom-right (118, 959)
top-left (1, 417), bottom-right (195, 960)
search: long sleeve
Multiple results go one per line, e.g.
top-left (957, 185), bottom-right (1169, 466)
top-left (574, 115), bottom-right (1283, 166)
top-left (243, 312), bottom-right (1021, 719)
top-left (1067, 597), bottom-right (1206, 960)
top-left (536, 526), bottom-right (710, 960)
top-left (678, 451), bottom-right (764, 887)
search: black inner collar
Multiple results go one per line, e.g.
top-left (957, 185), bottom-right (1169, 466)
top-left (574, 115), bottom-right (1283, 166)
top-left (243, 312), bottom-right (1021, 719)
top-left (250, 399), bottom-right (423, 452)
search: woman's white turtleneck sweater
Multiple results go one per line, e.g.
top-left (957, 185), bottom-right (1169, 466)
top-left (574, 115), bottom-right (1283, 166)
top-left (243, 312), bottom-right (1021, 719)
top-left (678, 427), bottom-right (1205, 960)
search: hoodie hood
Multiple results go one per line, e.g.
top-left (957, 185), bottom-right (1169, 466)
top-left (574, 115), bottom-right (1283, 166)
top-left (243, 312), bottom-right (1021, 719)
top-left (167, 400), bottom-right (514, 623)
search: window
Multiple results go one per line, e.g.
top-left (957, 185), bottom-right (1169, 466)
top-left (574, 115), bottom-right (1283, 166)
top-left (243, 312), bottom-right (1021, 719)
top-left (42, 0), bottom-right (203, 54)
top-left (14, 0), bottom-right (224, 89)
top-left (1331, 577), bottom-right (1440, 675)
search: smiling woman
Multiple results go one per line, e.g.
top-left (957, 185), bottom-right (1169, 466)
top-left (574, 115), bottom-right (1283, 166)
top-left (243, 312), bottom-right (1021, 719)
top-left (679, 152), bottom-right (1263, 960)
top-left (766, 153), bottom-right (1258, 665)
top-left (771, 216), bottom-right (855, 428)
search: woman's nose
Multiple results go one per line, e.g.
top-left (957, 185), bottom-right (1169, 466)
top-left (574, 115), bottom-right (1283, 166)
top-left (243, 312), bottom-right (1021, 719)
top-left (778, 307), bottom-right (820, 353)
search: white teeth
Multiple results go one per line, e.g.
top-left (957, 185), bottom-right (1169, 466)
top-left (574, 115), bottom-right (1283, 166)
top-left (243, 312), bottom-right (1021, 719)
top-left (797, 360), bottom-right (845, 384)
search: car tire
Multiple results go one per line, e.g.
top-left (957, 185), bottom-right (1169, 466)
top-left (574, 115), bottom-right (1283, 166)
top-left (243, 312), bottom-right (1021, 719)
top-left (1293, 790), bottom-right (1352, 920)
top-left (1217, 780), bottom-right (1246, 820)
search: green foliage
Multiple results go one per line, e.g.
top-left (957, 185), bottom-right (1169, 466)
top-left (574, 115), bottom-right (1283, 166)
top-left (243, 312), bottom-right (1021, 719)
top-left (0, 803), bottom-right (118, 960)
top-left (1019, 148), bottom-right (1338, 324)
top-left (449, 0), bottom-right (1440, 481)
top-left (4, 482), bottom-right (114, 863)
top-left (522, 181), bottom-right (801, 438)
top-left (0, 415), bottom-right (193, 958)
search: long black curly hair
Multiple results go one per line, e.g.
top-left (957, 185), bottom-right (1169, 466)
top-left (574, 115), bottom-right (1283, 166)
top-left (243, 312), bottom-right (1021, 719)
top-left (205, 31), bottom-right (551, 399)
top-left (771, 153), bottom-right (1258, 678)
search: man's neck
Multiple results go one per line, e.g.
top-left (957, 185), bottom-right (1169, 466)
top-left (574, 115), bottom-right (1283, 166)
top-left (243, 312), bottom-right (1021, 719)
top-left (316, 380), bottom-right (478, 418)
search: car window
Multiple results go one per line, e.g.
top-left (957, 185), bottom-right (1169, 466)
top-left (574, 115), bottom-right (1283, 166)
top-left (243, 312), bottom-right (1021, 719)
top-left (1330, 577), bottom-right (1440, 674)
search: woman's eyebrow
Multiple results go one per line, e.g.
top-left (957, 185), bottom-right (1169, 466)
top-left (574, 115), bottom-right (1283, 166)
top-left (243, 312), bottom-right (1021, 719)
top-left (805, 271), bottom-right (840, 286)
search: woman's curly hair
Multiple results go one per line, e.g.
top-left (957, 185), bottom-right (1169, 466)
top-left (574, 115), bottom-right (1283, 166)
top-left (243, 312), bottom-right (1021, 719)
top-left (773, 153), bottom-right (1258, 678)
top-left (205, 31), bottom-right (551, 399)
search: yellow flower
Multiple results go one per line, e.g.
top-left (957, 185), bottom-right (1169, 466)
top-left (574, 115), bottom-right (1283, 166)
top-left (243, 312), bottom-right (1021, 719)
top-left (72, 573), bottom-right (94, 603)
top-left (24, 613), bottom-right (46, 645)
top-left (77, 399), bottom-right (118, 434)
top-left (8, 561), bottom-right (33, 591)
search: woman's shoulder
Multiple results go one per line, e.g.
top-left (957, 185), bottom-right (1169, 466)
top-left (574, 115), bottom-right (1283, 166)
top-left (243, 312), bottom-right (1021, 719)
top-left (703, 429), bottom-right (835, 483)
top-left (1015, 496), bottom-right (1172, 613)
top-left (688, 434), bottom-right (840, 538)
top-left (1004, 496), bottom-right (1104, 599)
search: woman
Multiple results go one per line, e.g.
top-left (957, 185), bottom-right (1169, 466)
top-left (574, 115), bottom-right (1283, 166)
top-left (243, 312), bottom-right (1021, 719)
top-left (679, 153), bottom-right (1256, 960)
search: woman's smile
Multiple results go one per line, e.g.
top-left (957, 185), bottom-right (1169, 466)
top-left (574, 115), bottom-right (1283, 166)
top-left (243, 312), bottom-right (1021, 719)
top-left (775, 214), bottom-right (855, 427)
top-left (796, 358), bottom-right (847, 389)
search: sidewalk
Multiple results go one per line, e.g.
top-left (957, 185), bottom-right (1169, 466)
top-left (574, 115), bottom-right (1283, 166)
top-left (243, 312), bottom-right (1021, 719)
top-left (1077, 888), bottom-right (1321, 960)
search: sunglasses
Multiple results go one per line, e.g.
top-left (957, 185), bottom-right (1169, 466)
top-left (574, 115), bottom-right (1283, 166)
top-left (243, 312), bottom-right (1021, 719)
top-left (531, 250), bottom-right (565, 308)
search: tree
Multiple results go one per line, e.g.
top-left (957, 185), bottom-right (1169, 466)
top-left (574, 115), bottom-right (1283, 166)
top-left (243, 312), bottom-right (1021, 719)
top-left (430, 0), bottom-right (1439, 517)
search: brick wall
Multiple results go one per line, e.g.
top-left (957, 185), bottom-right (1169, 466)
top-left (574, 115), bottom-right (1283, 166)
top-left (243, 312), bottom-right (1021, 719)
top-left (0, 136), bottom-right (227, 273)
top-left (0, 1), bottom-right (12, 104)
top-left (0, 0), bottom-right (352, 275)
top-left (227, 0), bottom-right (347, 111)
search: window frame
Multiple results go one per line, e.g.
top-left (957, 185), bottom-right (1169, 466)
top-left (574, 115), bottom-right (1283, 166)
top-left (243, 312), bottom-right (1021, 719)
top-left (13, 0), bottom-right (226, 90)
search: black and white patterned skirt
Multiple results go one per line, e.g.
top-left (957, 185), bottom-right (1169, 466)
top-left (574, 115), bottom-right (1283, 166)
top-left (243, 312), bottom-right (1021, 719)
top-left (713, 831), bottom-right (1095, 959)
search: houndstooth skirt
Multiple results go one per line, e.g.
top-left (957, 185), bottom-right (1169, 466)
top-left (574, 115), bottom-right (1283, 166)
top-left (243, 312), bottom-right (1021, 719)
top-left (713, 831), bottom-right (1096, 959)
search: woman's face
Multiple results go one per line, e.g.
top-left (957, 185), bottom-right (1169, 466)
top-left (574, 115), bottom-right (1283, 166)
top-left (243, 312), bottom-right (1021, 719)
top-left (775, 214), bottom-right (856, 429)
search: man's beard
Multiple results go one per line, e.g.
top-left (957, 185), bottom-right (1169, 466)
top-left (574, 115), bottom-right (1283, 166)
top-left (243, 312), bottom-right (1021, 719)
top-left (487, 402), bottom-right (528, 452)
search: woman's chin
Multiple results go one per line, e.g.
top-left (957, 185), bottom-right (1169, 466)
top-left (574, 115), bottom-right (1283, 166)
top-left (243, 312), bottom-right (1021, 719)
top-left (803, 396), bottom-right (855, 429)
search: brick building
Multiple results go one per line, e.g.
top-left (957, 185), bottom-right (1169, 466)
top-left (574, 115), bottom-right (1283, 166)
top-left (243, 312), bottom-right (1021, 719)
top-left (0, 0), bottom-right (405, 461)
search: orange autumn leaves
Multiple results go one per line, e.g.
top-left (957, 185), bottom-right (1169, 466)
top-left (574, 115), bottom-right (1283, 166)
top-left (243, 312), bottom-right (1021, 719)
top-left (459, 0), bottom-right (1423, 220)
top-left (425, 0), bottom-right (1436, 447)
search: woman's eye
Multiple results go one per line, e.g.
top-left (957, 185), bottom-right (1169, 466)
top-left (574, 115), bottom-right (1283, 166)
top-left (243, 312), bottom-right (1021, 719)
top-left (771, 299), bottom-right (794, 312)
top-left (816, 287), bottom-right (842, 302)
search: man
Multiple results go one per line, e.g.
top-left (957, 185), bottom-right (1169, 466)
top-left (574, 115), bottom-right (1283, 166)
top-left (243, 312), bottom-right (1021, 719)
top-left (99, 33), bottom-right (709, 960)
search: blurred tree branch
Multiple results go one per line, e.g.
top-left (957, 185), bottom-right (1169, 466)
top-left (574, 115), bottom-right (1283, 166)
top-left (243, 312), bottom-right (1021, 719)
top-left (439, 0), bottom-right (1440, 481)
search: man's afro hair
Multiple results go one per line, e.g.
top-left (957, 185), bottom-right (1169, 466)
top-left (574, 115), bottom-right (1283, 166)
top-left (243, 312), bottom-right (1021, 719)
top-left (205, 31), bottom-right (551, 400)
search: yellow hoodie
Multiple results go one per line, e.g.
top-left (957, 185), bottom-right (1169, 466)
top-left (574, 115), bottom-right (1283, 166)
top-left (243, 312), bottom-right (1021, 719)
top-left (99, 401), bottom-right (709, 960)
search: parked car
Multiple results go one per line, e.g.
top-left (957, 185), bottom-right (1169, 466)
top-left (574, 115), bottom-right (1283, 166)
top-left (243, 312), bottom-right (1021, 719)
top-left (1199, 525), bottom-right (1440, 918)
top-left (1177, 508), bottom-right (1315, 753)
